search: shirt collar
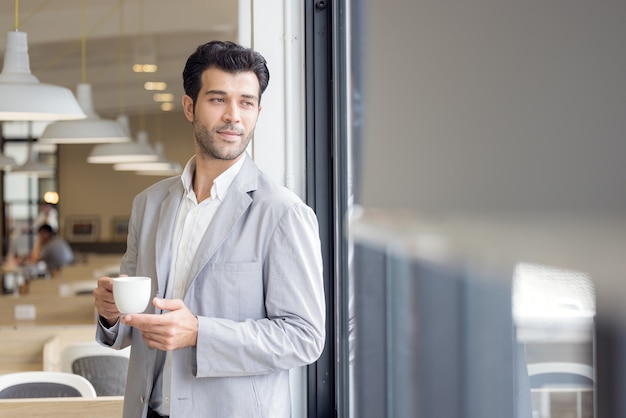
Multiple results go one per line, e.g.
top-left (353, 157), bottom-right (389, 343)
top-left (180, 153), bottom-right (247, 202)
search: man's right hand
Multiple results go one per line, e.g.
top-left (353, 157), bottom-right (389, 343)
top-left (93, 276), bottom-right (121, 327)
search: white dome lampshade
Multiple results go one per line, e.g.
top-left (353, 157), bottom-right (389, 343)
top-left (11, 143), bottom-right (54, 177)
top-left (134, 161), bottom-right (182, 176)
top-left (39, 83), bottom-right (130, 144)
top-left (87, 130), bottom-right (158, 164)
top-left (0, 31), bottom-right (86, 121)
top-left (113, 142), bottom-right (177, 171)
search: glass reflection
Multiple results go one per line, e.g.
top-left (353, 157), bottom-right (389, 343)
top-left (513, 262), bottom-right (595, 418)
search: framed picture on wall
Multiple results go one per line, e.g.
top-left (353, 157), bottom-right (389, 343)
top-left (65, 215), bottom-right (100, 242)
top-left (111, 216), bottom-right (130, 242)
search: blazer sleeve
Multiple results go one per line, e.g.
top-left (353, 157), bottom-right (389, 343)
top-left (96, 194), bottom-right (142, 349)
top-left (194, 203), bottom-right (326, 377)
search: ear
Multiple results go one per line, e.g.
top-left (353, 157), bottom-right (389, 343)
top-left (182, 95), bottom-right (194, 122)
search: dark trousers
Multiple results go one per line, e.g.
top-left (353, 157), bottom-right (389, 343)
top-left (147, 407), bottom-right (169, 418)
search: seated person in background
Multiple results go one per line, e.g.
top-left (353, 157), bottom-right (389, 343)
top-left (31, 224), bottom-right (74, 275)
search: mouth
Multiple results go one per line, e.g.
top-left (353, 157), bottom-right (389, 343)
top-left (217, 128), bottom-right (243, 141)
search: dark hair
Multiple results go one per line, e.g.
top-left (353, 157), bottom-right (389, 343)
top-left (182, 40), bottom-right (270, 108)
top-left (38, 224), bottom-right (55, 235)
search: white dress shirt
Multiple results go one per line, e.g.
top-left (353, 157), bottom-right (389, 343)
top-left (153, 153), bottom-right (245, 415)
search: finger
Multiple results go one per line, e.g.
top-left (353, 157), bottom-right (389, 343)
top-left (144, 336), bottom-right (168, 351)
top-left (153, 297), bottom-right (184, 311)
top-left (121, 313), bottom-right (154, 329)
top-left (97, 277), bottom-right (114, 292)
top-left (141, 333), bottom-right (160, 349)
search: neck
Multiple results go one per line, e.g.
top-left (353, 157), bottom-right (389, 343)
top-left (192, 153), bottom-right (243, 202)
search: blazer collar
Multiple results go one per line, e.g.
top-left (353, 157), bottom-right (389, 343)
top-left (154, 155), bottom-right (261, 296)
top-left (185, 155), bottom-right (260, 290)
top-left (154, 179), bottom-right (185, 295)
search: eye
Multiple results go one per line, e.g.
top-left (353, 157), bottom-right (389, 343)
top-left (210, 97), bottom-right (225, 103)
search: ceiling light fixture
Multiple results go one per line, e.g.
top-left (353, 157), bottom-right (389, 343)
top-left (153, 93), bottom-right (174, 102)
top-left (132, 37), bottom-right (158, 73)
top-left (134, 162), bottom-right (182, 177)
top-left (39, 83), bottom-right (130, 144)
top-left (0, 0), bottom-right (85, 121)
top-left (0, 30), bottom-right (86, 121)
top-left (144, 82), bottom-right (167, 91)
top-left (43, 191), bottom-right (60, 205)
top-left (112, 142), bottom-right (178, 172)
top-left (11, 140), bottom-right (54, 177)
top-left (39, 0), bottom-right (129, 144)
top-left (132, 1), bottom-right (158, 73)
top-left (87, 130), bottom-right (158, 164)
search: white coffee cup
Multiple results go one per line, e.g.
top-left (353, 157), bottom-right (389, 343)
top-left (113, 276), bottom-right (152, 314)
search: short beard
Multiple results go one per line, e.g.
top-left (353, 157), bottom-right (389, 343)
top-left (193, 119), bottom-right (252, 161)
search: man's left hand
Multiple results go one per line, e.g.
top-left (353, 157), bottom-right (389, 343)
top-left (121, 298), bottom-right (199, 350)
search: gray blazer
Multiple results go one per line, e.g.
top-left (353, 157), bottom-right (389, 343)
top-left (97, 155), bottom-right (326, 418)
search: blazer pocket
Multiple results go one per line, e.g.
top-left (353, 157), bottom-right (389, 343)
top-left (210, 262), bottom-right (265, 320)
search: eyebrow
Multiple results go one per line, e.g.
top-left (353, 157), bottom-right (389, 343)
top-left (205, 89), bottom-right (259, 102)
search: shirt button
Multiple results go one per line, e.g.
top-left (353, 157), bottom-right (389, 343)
top-left (140, 395), bottom-right (145, 403)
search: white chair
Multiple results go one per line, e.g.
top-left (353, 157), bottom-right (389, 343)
top-left (0, 371), bottom-right (97, 398)
top-left (58, 279), bottom-right (99, 297)
top-left (60, 342), bottom-right (130, 396)
top-left (527, 362), bottom-right (593, 418)
top-left (92, 264), bottom-right (121, 279)
top-left (527, 362), bottom-right (594, 383)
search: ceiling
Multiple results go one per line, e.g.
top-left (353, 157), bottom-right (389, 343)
top-left (0, 0), bottom-right (239, 118)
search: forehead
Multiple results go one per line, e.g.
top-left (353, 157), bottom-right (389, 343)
top-left (200, 67), bottom-right (260, 97)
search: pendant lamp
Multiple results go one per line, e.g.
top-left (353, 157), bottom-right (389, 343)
top-left (0, 31), bottom-right (86, 121)
top-left (11, 141), bottom-right (54, 177)
top-left (39, 0), bottom-right (129, 143)
top-left (135, 162), bottom-right (182, 177)
top-left (112, 142), bottom-right (177, 172)
top-left (38, 83), bottom-right (130, 144)
top-left (87, 131), bottom-right (158, 164)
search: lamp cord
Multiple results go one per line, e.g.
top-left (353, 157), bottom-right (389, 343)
top-left (81, 0), bottom-right (87, 82)
top-left (138, 0), bottom-right (146, 132)
top-left (35, 1), bottom-right (120, 73)
top-left (119, 0), bottom-right (126, 115)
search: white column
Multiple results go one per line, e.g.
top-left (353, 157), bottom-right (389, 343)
top-left (246, 0), bottom-right (305, 198)
top-left (241, 2), bottom-right (308, 418)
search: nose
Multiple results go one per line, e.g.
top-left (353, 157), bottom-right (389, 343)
top-left (223, 101), bottom-right (241, 123)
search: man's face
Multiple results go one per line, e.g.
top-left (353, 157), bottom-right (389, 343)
top-left (182, 67), bottom-right (262, 162)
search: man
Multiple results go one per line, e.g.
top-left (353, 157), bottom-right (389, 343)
top-left (31, 223), bottom-right (73, 275)
top-left (93, 41), bottom-right (326, 418)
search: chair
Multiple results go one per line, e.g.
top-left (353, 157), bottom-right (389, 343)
top-left (527, 362), bottom-right (593, 418)
top-left (0, 371), bottom-right (97, 399)
top-left (60, 342), bottom-right (130, 396)
top-left (513, 263), bottom-right (596, 418)
top-left (58, 279), bottom-right (99, 297)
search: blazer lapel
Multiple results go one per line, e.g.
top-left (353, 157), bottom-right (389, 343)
top-left (185, 156), bottom-right (259, 293)
top-left (155, 180), bottom-right (184, 297)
